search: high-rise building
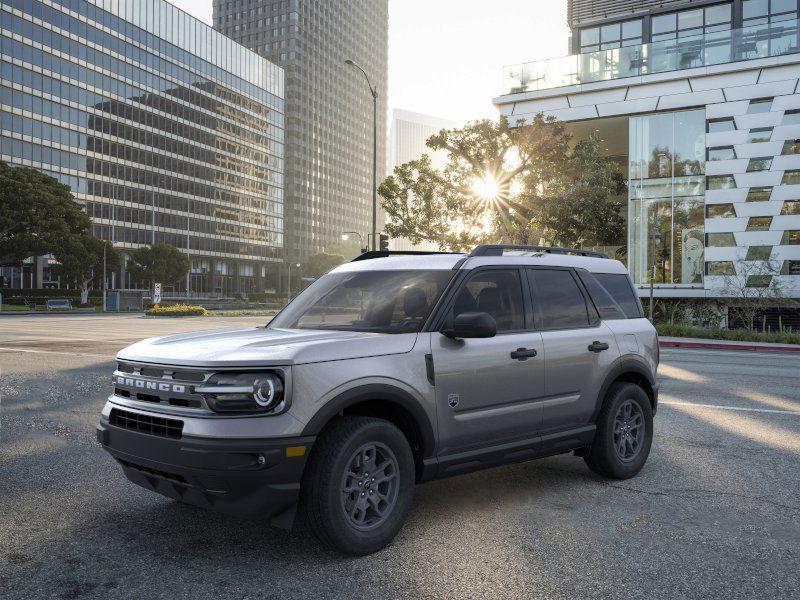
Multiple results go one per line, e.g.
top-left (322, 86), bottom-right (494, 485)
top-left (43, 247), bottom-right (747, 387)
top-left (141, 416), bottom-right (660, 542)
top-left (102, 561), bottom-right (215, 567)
top-left (0, 0), bottom-right (284, 295)
top-left (214, 0), bottom-right (389, 262)
top-left (389, 109), bottom-right (457, 173)
top-left (387, 109), bottom-right (456, 252)
top-left (496, 0), bottom-right (800, 299)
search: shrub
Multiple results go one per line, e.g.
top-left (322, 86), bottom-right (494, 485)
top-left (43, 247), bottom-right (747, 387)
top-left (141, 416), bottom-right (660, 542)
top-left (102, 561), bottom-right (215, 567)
top-left (145, 303), bottom-right (207, 317)
top-left (656, 323), bottom-right (800, 345)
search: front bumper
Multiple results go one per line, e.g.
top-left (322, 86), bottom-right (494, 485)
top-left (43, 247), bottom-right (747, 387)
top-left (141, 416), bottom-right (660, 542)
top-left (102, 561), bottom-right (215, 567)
top-left (97, 420), bottom-right (315, 527)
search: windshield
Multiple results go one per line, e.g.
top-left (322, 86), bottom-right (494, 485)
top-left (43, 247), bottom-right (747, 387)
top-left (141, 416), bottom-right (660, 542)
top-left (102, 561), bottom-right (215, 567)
top-left (269, 270), bottom-right (455, 333)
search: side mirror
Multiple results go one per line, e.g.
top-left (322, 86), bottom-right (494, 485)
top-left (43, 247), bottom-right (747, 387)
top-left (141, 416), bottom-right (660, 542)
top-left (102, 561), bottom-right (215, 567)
top-left (442, 312), bottom-right (497, 339)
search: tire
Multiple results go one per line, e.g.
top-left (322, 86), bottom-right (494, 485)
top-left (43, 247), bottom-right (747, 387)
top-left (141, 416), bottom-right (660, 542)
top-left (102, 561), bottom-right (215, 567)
top-left (300, 416), bottom-right (415, 555)
top-left (584, 382), bottom-right (653, 480)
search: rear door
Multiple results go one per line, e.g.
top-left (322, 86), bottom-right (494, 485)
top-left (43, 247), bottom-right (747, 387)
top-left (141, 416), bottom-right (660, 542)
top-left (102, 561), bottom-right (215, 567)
top-left (526, 268), bottom-right (620, 433)
top-left (431, 268), bottom-right (545, 455)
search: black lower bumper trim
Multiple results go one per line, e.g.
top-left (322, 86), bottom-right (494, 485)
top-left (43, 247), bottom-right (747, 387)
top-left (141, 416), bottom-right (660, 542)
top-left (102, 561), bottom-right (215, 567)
top-left (97, 422), bottom-right (314, 526)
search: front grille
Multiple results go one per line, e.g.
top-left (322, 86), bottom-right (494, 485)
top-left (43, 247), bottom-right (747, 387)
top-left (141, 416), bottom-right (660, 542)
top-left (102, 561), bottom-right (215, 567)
top-left (117, 458), bottom-right (188, 484)
top-left (113, 362), bottom-right (210, 411)
top-left (109, 408), bottom-right (183, 439)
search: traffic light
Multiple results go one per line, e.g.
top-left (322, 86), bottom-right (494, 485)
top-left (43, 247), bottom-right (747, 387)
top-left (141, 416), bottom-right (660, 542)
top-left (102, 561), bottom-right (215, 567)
top-left (379, 233), bottom-right (389, 252)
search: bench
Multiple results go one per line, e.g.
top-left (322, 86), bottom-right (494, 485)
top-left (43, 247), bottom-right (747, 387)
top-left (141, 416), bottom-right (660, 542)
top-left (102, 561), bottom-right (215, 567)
top-left (46, 298), bottom-right (72, 311)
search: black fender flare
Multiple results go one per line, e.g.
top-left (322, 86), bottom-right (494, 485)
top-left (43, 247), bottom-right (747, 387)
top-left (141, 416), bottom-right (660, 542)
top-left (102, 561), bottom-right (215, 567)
top-left (591, 356), bottom-right (658, 421)
top-left (301, 383), bottom-right (436, 458)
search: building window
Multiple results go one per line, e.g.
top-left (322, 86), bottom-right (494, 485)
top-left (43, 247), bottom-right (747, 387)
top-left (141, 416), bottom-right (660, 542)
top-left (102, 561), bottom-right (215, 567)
top-left (579, 18), bottom-right (643, 53)
top-left (747, 216), bottom-right (773, 230)
top-left (782, 230), bottom-right (800, 244)
top-left (747, 98), bottom-right (773, 114)
top-left (746, 275), bottom-right (773, 287)
top-left (629, 110), bottom-right (705, 285)
top-left (707, 175), bottom-right (737, 189)
top-left (747, 245), bottom-right (774, 260)
top-left (651, 3), bottom-right (732, 41)
top-left (747, 186), bottom-right (773, 201)
top-left (742, 0), bottom-right (798, 27)
top-left (781, 260), bottom-right (800, 274)
top-left (783, 109), bottom-right (800, 125)
top-left (782, 139), bottom-right (800, 154)
top-left (706, 232), bottom-right (737, 246)
top-left (746, 127), bottom-right (773, 143)
top-left (782, 199), bottom-right (800, 214)
top-left (782, 170), bottom-right (800, 184)
top-left (707, 118), bottom-right (736, 133)
top-left (706, 261), bottom-right (736, 276)
top-left (707, 146), bottom-right (736, 161)
top-left (746, 157), bottom-right (773, 171)
top-left (706, 203), bottom-right (737, 218)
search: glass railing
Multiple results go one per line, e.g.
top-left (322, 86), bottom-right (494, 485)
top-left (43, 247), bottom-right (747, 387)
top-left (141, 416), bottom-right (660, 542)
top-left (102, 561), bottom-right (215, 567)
top-left (502, 19), bottom-right (800, 95)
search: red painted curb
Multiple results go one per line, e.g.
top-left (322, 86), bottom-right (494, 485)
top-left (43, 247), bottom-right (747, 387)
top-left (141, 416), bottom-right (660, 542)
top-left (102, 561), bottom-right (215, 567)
top-left (659, 340), bottom-right (800, 352)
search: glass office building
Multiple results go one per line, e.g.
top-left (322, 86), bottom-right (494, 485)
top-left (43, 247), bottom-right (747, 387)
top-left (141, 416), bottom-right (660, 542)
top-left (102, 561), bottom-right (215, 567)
top-left (496, 0), bottom-right (800, 299)
top-left (0, 0), bottom-right (284, 295)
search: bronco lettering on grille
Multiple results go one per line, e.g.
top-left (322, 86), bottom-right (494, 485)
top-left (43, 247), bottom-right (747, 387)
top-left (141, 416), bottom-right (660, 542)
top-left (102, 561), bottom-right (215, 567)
top-left (115, 376), bottom-right (186, 394)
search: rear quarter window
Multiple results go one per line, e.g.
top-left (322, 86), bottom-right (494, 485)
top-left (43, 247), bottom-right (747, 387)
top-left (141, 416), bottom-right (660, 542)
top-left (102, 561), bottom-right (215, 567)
top-left (591, 273), bottom-right (643, 319)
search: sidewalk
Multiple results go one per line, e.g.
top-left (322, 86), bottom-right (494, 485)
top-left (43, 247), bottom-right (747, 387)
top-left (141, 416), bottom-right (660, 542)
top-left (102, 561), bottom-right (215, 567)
top-left (659, 336), bottom-right (800, 352)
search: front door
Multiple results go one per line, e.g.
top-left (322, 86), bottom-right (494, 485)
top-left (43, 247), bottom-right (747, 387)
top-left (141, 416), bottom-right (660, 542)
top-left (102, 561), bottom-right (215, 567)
top-left (432, 268), bottom-right (545, 455)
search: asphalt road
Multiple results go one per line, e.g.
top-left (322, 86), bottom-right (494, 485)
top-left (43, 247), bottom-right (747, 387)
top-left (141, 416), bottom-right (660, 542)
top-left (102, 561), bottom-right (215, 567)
top-left (1, 315), bottom-right (798, 599)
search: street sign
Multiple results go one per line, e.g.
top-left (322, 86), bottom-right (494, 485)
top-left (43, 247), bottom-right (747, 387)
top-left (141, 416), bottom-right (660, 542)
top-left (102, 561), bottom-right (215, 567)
top-left (153, 283), bottom-right (162, 304)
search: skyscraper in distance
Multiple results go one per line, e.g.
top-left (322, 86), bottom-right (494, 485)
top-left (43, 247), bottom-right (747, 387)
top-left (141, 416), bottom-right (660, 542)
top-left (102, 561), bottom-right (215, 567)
top-left (214, 0), bottom-right (389, 263)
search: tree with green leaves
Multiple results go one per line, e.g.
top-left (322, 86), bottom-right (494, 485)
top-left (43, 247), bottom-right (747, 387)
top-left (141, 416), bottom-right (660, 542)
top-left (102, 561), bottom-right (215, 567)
top-left (302, 252), bottom-right (346, 279)
top-left (0, 162), bottom-right (91, 265)
top-left (53, 236), bottom-right (120, 304)
top-left (379, 115), bottom-right (626, 251)
top-left (127, 243), bottom-right (189, 292)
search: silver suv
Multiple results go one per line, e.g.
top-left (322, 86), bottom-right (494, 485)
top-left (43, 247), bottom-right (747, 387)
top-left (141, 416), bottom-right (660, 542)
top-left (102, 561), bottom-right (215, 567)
top-left (97, 245), bottom-right (659, 555)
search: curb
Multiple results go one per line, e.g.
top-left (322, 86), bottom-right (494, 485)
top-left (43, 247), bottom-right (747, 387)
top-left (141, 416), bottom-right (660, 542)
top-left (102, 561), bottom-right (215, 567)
top-left (659, 339), bottom-right (800, 352)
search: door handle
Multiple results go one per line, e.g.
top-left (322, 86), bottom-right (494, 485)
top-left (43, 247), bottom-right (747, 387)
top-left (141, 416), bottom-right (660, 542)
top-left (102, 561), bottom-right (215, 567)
top-left (510, 347), bottom-right (537, 361)
top-left (588, 341), bottom-right (610, 353)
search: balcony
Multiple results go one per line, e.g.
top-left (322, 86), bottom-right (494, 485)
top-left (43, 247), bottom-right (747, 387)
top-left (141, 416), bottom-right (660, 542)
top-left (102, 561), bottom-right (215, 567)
top-left (502, 19), bottom-right (800, 96)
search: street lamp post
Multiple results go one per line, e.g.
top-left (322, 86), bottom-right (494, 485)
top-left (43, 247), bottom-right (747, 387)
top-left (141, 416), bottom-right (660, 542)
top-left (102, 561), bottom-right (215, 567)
top-left (287, 262), bottom-right (301, 305)
top-left (344, 59), bottom-right (378, 251)
top-left (342, 231), bottom-right (367, 254)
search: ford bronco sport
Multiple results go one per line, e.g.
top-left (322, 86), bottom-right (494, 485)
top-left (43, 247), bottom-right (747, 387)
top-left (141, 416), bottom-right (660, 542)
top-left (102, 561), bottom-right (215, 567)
top-left (97, 245), bottom-right (659, 555)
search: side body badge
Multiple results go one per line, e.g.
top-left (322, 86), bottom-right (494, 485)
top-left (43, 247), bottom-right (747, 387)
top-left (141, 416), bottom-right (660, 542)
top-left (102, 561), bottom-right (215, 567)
top-left (447, 393), bottom-right (459, 408)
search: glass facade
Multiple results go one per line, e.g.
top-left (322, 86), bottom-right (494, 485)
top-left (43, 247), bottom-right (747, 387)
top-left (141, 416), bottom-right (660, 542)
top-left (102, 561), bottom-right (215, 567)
top-left (0, 0), bottom-right (284, 295)
top-left (628, 109), bottom-right (706, 286)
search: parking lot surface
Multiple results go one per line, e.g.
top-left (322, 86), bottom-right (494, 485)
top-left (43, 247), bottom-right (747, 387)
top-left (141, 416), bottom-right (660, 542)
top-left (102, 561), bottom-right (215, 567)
top-left (1, 315), bottom-right (798, 599)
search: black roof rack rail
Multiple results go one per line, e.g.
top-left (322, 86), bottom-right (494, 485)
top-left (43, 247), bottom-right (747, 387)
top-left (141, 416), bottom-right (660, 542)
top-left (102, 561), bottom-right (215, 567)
top-left (350, 250), bottom-right (460, 262)
top-left (469, 244), bottom-right (609, 259)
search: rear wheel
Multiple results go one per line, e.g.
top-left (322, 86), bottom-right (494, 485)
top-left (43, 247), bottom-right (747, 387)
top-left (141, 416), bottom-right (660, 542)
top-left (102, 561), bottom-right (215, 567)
top-left (301, 416), bottom-right (415, 555)
top-left (584, 382), bottom-right (653, 479)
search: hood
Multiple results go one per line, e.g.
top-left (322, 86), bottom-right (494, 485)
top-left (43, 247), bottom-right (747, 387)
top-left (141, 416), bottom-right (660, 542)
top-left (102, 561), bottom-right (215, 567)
top-left (116, 326), bottom-right (418, 367)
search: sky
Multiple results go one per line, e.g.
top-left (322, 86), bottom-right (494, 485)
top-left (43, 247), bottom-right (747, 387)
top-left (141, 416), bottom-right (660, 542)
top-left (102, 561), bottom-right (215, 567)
top-left (169, 0), bottom-right (569, 125)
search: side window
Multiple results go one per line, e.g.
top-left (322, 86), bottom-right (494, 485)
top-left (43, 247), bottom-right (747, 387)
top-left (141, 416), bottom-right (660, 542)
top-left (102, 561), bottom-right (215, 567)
top-left (529, 269), bottom-right (590, 330)
top-left (577, 271), bottom-right (626, 320)
top-left (593, 273), bottom-right (644, 319)
top-left (447, 269), bottom-right (525, 332)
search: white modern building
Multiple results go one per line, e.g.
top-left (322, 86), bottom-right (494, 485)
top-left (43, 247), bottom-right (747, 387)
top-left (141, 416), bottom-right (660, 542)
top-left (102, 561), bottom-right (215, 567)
top-left (387, 109), bottom-right (457, 251)
top-left (495, 0), bottom-right (800, 300)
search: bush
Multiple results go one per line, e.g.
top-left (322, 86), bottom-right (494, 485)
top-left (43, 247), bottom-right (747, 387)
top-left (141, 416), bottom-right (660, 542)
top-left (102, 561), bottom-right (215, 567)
top-left (145, 304), bottom-right (207, 317)
top-left (656, 323), bottom-right (800, 345)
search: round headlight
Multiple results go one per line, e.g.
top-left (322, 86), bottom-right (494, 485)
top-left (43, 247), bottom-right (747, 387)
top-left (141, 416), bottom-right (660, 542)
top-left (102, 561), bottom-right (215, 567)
top-left (254, 375), bottom-right (284, 409)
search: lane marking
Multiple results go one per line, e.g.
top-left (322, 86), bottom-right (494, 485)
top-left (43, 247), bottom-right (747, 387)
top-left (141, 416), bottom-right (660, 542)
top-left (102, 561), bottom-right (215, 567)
top-left (661, 400), bottom-right (800, 416)
top-left (0, 347), bottom-right (112, 358)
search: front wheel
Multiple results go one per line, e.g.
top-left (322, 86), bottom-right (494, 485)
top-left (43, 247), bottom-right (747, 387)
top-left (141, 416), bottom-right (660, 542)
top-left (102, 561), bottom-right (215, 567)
top-left (301, 416), bottom-right (415, 555)
top-left (584, 382), bottom-right (653, 479)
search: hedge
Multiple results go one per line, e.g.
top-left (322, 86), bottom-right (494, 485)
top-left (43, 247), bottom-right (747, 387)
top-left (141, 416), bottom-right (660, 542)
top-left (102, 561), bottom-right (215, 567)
top-left (145, 304), bottom-right (207, 317)
top-left (656, 323), bottom-right (800, 345)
